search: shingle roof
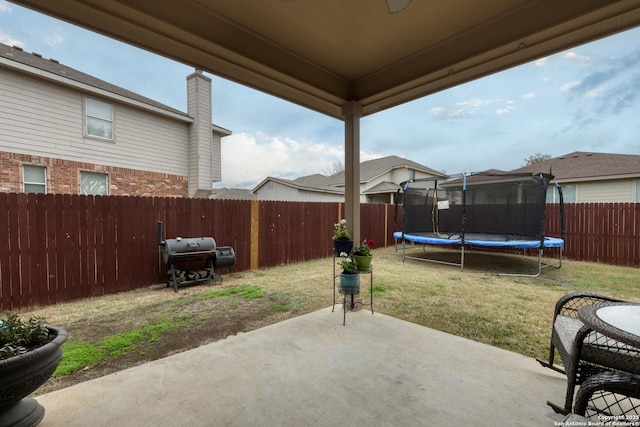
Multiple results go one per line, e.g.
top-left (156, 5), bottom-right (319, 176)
top-left (294, 174), bottom-right (333, 186)
top-left (322, 155), bottom-right (446, 186)
top-left (509, 151), bottom-right (640, 180)
top-left (441, 170), bottom-right (547, 188)
top-left (252, 176), bottom-right (344, 194)
top-left (0, 42), bottom-right (188, 118)
top-left (210, 188), bottom-right (257, 200)
top-left (363, 181), bottom-right (401, 194)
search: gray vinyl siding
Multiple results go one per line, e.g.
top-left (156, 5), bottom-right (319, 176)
top-left (193, 85), bottom-right (212, 189)
top-left (1, 68), bottom-right (83, 158)
top-left (111, 104), bottom-right (189, 175)
top-left (211, 132), bottom-right (222, 182)
top-left (0, 67), bottom-right (190, 176)
top-left (186, 71), bottom-right (215, 197)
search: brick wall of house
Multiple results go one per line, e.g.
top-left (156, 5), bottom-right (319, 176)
top-left (0, 152), bottom-right (188, 197)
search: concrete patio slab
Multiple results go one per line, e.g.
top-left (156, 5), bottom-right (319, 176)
top-left (36, 307), bottom-right (568, 426)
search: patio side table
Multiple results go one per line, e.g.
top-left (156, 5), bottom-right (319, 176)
top-left (578, 302), bottom-right (640, 349)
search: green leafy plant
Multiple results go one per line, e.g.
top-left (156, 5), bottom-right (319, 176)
top-left (332, 219), bottom-right (350, 240)
top-left (338, 252), bottom-right (357, 274)
top-left (0, 312), bottom-right (52, 359)
top-left (354, 239), bottom-right (376, 256)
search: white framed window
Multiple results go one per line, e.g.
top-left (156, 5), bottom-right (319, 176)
top-left (545, 187), bottom-right (555, 203)
top-left (80, 171), bottom-right (108, 195)
top-left (86, 97), bottom-right (113, 139)
top-left (562, 185), bottom-right (576, 203)
top-left (23, 165), bottom-right (47, 194)
top-left (546, 184), bottom-right (576, 203)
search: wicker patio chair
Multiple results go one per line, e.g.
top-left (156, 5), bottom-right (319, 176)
top-left (573, 371), bottom-right (640, 420)
top-left (536, 292), bottom-right (640, 414)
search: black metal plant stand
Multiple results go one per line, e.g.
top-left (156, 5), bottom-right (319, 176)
top-left (332, 255), bottom-right (374, 325)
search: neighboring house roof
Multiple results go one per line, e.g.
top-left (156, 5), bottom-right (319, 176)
top-left (442, 169), bottom-right (543, 188)
top-left (510, 151), bottom-right (640, 182)
top-left (210, 188), bottom-right (257, 200)
top-left (321, 155), bottom-right (446, 186)
top-left (293, 174), bottom-right (334, 186)
top-left (253, 155), bottom-right (442, 197)
top-left (1, 43), bottom-right (231, 139)
top-left (252, 176), bottom-right (344, 194)
top-left (363, 181), bottom-right (401, 194)
top-left (0, 43), bottom-right (190, 120)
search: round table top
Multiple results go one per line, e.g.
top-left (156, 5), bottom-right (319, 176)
top-left (597, 305), bottom-right (640, 338)
top-left (578, 302), bottom-right (640, 349)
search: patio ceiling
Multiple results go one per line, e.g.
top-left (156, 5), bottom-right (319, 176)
top-left (10, 0), bottom-right (640, 119)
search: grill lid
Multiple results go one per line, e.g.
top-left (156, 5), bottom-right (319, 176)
top-left (163, 237), bottom-right (216, 264)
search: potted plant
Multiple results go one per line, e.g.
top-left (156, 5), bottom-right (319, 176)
top-left (0, 312), bottom-right (68, 427)
top-left (338, 252), bottom-right (359, 294)
top-left (332, 219), bottom-right (353, 255)
top-left (353, 239), bottom-right (375, 272)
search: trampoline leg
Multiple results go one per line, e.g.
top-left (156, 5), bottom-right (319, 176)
top-left (394, 238), bottom-right (406, 263)
top-left (460, 245), bottom-right (465, 272)
top-left (536, 249), bottom-right (542, 276)
top-left (498, 248), bottom-right (544, 278)
top-left (558, 248), bottom-right (563, 268)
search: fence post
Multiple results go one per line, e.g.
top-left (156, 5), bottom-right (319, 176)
top-left (250, 200), bottom-right (259, 270)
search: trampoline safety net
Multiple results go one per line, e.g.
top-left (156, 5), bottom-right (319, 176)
top-left (401, 172), bottom-right (554, 242)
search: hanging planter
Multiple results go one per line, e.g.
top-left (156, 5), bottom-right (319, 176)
top-left (354, 255), bottom-right (373, 272)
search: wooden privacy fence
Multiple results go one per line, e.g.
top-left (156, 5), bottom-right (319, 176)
top-left (0, 193), bottom-right (397, 310)
top-left (546, 203), bottom-right (640, 267)
top-left (0, 193), bottom-right (638, 310)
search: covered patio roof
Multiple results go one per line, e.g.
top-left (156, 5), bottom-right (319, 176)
top-left (10, 0), bottom-right (640, 241)
top-left (11, 0), bottom-right (640, 119)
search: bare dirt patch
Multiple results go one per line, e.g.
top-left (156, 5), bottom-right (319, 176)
top-left (29, 283), bottom-right (295, 395)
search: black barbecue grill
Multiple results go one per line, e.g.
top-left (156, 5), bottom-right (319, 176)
top-left (157, 222), bottom-right (235, 292)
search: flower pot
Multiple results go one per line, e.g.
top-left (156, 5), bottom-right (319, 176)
top-left (0, 326), bottom-right (68, 427)
top-left (339, 273), bottom-right (359, 294)
top-left (354, 255), bottom-right (373, 272)
top-left (333, 239), bottom-right (353, 256)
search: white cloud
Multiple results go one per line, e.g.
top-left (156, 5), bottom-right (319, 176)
top-left (219, 132), bottom-right (343, 188)
top-left (535, 57), bottom-right (548, 67)
top-left (0, 30), bottom-right (23, 48)
top-left (448, 97), bottom-right (502, 117)
top-left (586, 86), bottom-right (604, 98)
top-left (0, 1), bottom-right (11, 13)
top-left (563, 51), bottom-right (591, 64)
top-left (44, 31), bottom-right (63, 47)
top-left (457, 98), bottom-right (499, 108)
top-left (522, 92), bottom-right (536, 100)
top-left (428, 106), bottom-right (445, 116)
top-left (496, 101), bottom-right (516, 115)
top-left (560, 80), bottom-right (581, 92)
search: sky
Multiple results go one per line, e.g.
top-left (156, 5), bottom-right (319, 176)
top-left (1, 1), bottom-right (639, 189)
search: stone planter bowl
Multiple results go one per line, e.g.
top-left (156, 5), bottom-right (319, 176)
top-left (0, 326), bottom-right (68, 427)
